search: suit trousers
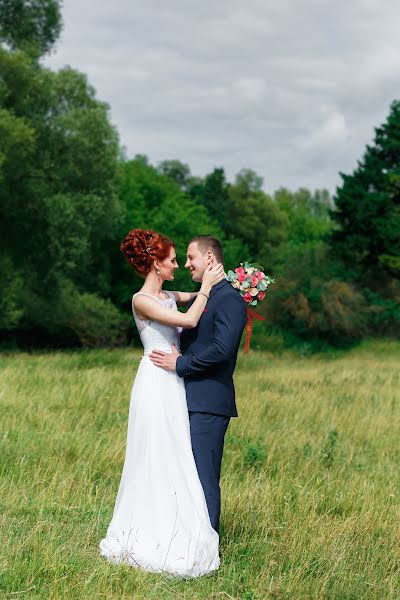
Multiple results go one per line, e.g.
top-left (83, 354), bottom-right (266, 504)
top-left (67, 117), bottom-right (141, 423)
top-left (189, 411), bottom-right (230, 533)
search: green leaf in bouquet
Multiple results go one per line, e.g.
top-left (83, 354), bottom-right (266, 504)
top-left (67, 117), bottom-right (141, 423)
top-left (250, 299), bottom-right (258, 306)
top-left (242, 281), bottom-right (250, 289)
top-left (244, 262), bottom-right (251, 270)
top-left (257, 280), bottom-right (267, 291)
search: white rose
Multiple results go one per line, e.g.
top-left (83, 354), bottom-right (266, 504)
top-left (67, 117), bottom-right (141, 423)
top-left (250, 287), bottom-right (258, 296)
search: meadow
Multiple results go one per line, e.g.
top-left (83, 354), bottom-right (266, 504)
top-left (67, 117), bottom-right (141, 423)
top-left (0, 340), bottom-right (399, 599)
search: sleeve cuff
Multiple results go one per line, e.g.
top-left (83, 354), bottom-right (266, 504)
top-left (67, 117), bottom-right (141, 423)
top-left (176, 354), bottom-right (188, 377)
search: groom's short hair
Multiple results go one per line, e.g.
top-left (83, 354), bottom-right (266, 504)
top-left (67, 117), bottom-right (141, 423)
top-left (189, 235), bottom-right (224, 264)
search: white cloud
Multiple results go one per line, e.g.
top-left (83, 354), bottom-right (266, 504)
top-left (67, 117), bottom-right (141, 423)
top-left (44, 0), bottom-right (400, 193)
top-left (304, 110), bottom-right (349, 148)
top-left (234, 78), bottom-right (267, 103)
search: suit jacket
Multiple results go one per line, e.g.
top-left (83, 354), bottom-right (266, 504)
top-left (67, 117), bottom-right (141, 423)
top-left (176, 279), bottom-right (247, 417)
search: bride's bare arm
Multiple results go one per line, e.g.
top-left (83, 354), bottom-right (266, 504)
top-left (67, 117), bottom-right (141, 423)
top-left (133, 294), bottom-right (206, 329)
top-left (133, 264), bottom-right (224, 329)
top-left (172, 291), bottom-right (198, 306)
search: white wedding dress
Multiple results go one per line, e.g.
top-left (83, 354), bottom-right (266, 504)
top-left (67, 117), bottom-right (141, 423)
top-left (99, 291), bottom-right (219, 577)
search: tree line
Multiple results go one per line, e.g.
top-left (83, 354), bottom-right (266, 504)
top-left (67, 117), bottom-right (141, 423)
top-left (1, 0), bottom-right (399, 349)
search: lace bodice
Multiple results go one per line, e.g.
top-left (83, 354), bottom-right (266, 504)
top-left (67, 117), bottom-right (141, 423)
top-left (132, 291), bottom-right (181, 355)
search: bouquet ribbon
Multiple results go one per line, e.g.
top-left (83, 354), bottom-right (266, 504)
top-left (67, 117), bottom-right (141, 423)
top-left (244, 307), bottom-right (265, 354)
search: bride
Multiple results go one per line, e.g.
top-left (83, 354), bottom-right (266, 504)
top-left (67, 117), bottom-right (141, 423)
top-left (99, 228), bottom-right (224, 577)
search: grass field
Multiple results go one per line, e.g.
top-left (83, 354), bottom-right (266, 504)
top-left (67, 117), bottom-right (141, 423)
top-left (1, 340), bottom-right (399, 599)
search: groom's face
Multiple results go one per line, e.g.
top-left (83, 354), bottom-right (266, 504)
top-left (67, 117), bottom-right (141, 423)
top-left (185, 242), bottom-right (212, 282)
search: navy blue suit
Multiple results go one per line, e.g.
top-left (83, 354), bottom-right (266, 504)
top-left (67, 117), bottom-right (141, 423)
top-left (176, 279), bottom-right (247, 531)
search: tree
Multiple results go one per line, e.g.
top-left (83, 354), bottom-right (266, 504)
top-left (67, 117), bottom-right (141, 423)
top-left (157, 159), bottom-right (191, 191)
top-left (0, 0), bottom-right (62, 56)
top-left (332, 100), bottom-right (400, 283)
top-left (234, 168), bottom-right (264, 193)
top-left (200, 168), bottom-right (230, 229)
top-left (226, 169), bottom-right (287, 267)
top-left (0, 45), bottom-right (124, 345)
top-left (260, 187), bottom-right (369, 345)
top-left (0, 256), bottom-right (23, 330)
top-left (264, 242), bottom-right (367, 346)
top-left (274, 187), bottom-right (332, 248)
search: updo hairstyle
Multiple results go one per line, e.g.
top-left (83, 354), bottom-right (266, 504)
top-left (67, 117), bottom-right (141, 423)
top-left (120, 228), bottom-right (175, 276)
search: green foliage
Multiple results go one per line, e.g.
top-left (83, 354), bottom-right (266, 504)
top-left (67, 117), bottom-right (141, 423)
top-left (265, 244), bottom-right (367, 345)
top-left (226, 169), bottom-right (287, 267)
top-left (332, 100), bottom-right (400, 283)
top-left (0, 0), bottom-right (62, 57)
top-left (363, 288), bottom-right (400, 336)
top-left (1, 0), bottom-right (398, 347)
top-left (274, 187), bottom-right (333, 246)
top-left (57, 283), bottom-right (130, 347)
top-left (256, 185), bottom-right (391, 347)
top-left (19, 280), bottom-right (130, 347)
top-left (0, 45), bottom-right (121, 343)
top-left (0, 255), bottom-right (23, 329)
top-left (157, 159), bottom-right (191, 191)
top-left (0, 107), bottom-right (36, 179)
top-left (328, 100), bottom-right (400, 339)
top-left (197, 167), bottom-right (231, 227)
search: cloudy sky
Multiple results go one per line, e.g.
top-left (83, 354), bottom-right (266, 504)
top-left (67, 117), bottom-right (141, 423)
top-left (44, 0), bottom-right (400, 194)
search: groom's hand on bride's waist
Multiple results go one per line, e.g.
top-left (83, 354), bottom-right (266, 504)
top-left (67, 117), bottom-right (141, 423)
top-left (149, 344), bottom-right (181, 371)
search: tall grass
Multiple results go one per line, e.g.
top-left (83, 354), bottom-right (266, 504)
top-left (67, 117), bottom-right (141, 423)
top-left (1, 341), bottom-right (399, 599)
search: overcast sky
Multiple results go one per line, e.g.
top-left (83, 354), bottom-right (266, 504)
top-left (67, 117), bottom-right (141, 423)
top-left (44, 0), bottom-right (400, 194)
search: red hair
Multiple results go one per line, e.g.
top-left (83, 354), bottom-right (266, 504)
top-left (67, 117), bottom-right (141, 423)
top-left (120, 228), bottom-right (175, 276)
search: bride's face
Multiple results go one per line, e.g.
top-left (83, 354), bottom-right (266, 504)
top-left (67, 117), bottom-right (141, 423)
top-left (158, 246), bottom-right (179, 281)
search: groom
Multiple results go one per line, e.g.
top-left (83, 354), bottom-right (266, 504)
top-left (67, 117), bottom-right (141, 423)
top-left (150, 235), bottom-right (247, 532)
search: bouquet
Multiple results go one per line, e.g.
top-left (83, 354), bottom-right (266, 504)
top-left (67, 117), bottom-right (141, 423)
top-left (226, 262), bottom-right (274, 306)
top-left (226, 262), bottom-right (274, 353)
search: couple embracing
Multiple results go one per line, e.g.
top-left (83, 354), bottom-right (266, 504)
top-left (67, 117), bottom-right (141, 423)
top-left (100, 229), bottom-right (247, 577)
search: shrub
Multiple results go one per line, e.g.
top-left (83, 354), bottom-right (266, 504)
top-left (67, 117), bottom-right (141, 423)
top-left (61, 289), bottom-right (130, 348)
top-left (0, 256), bottom-right (23, 330)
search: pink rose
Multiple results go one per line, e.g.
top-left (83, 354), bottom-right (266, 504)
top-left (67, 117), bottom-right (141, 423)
top-left (258, 291), bottom-right (266, 301)
top-left (251, 275), bottom-right (258, 287)
top-left (235, 267), bottom-right (245, 275)
top-left (256, 271), bottom-right (265, 280)
top-left (237, 273), bottom-right (247, 282)
top-left (243, 291), bottom-right (252, 303)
